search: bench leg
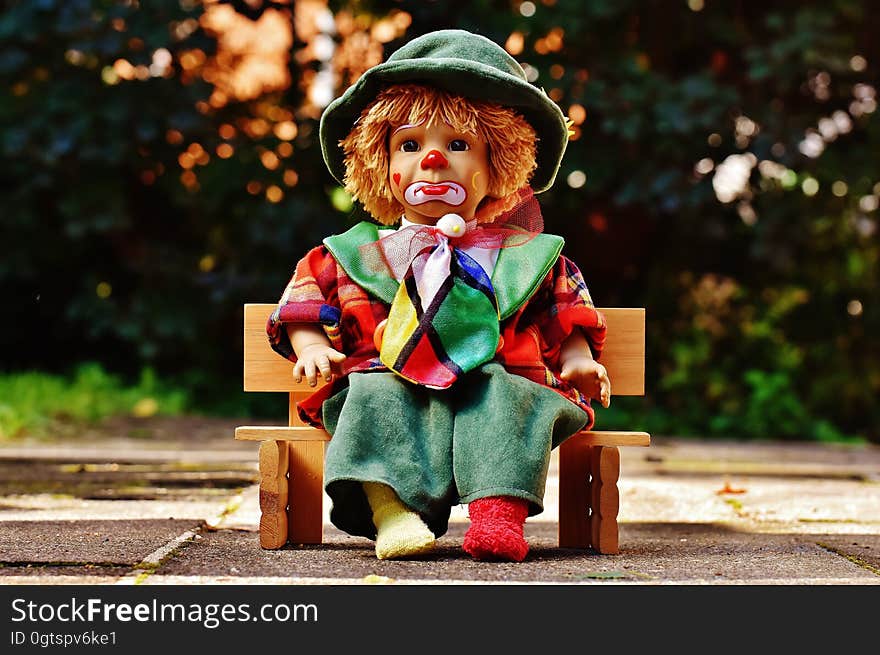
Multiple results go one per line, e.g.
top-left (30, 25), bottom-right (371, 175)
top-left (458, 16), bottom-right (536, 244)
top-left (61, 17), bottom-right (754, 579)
top-left (558, 436), bottom-right (592, 548)
top-left (287, 441), bottom-right (325, 545)
top-left (590, 446), bottom-right (620, 554)
top-left (259, 440), bottom-right (289, 549)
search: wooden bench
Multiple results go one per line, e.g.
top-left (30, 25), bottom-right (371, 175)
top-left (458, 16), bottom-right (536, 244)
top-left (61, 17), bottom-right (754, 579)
top-left (235, 303), bottom-right (650, 554)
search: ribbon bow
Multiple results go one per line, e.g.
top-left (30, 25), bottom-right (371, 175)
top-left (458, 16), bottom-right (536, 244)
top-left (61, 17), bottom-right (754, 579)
top-left (359, 186), bottom-right (544, 281)
top-left (362, 187), bottom-right (544, 389)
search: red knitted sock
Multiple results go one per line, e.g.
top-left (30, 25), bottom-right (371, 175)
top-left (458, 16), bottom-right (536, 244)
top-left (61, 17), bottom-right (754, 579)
top-left (462, 496), bottom-right (530, 562)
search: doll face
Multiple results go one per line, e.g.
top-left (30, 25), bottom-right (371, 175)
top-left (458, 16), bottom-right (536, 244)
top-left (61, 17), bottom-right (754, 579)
top-left (388, 120), bottom-right (490, 225)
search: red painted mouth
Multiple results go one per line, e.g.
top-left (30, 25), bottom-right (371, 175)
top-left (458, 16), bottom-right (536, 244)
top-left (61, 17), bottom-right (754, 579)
top-left (419, 184), bottom-right (451, 196)
top-left (404, 181), bottom-right (466, 206)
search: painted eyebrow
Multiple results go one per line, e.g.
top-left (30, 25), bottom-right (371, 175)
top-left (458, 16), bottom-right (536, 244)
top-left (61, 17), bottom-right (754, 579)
top-left (391, 121), bottom-right (424, 136)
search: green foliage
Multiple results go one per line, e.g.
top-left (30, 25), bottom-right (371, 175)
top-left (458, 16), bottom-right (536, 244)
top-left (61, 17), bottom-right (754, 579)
top-left (1, 1), bottom-right (877, 441)
top-left (0, 0), bottom-right (345, 397)
top-left (0, 363), bottom-right (188, 440)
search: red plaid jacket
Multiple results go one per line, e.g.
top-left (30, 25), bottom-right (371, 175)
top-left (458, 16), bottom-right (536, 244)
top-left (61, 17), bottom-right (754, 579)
top-left (268, 225), bottom-right (606, 429)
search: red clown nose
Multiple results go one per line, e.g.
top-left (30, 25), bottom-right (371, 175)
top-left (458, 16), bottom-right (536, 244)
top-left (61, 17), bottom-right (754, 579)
top-left (420, 149), bottom-right (449, 170)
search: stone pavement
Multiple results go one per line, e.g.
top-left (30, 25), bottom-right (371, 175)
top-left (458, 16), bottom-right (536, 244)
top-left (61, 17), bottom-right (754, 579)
top-left (1, 417), bottom-right (879, 585)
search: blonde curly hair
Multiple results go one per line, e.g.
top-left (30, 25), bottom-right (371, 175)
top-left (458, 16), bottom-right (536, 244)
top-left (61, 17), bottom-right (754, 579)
top-left (340, 84), bottom-right (538, 225)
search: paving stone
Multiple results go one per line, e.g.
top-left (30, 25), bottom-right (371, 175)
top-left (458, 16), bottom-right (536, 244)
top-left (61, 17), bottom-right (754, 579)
top-left (1, 434), bottom-right (879, 584)
top-left (0, 519), bottom-right (198, 566)
top-left (152, 521), bottom-right (880, 584)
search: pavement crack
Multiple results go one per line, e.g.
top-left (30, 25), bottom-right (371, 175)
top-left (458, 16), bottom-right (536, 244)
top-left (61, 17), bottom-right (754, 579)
top-left (816, 542), bottom-right (880, 577)
top-left (203, 489), bottom-right (246, 531)
top-left (117, 527), bottom-right (201, 585)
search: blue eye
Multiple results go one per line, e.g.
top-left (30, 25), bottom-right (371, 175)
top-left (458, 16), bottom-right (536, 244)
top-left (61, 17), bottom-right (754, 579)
top-left (400, 140), bottom-right (420, 152)
top-left (449, 139), bottom-right (469, 151)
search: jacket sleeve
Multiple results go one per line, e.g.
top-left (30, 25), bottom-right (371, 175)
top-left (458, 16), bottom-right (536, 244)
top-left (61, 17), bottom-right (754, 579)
top-left (266, 246), bottom-right (343, 362)
top-left (526, 254), bottom-right (607, 365)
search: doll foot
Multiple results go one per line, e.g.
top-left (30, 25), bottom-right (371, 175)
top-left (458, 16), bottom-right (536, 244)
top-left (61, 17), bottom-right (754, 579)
top-left (374, 511), bottom-right (436, 560)
top-left (463, 496), bottom-right (529, 562)
top-left (363, 482), bottom-right (435, 560)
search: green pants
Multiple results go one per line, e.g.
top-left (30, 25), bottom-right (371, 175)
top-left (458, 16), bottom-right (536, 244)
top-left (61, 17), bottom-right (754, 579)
top-left (322, 362), bottom-right (588, 539)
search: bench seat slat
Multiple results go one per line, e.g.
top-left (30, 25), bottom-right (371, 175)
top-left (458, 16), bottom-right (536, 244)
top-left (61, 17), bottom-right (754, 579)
top-left (243, 304), bottom-right (645, 396)
top-left (236, 426), bottom-right (331, 442)
top-left (235, 425), bottom-right (650, 447)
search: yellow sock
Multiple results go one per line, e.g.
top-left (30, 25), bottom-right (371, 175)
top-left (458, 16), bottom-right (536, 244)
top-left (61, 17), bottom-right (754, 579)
top-left (363, 482), bottom-right (435, 560)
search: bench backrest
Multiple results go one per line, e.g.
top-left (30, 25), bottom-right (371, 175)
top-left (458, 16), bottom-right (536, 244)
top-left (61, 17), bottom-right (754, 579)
top-left (242, 303), bottom-right (645, 396)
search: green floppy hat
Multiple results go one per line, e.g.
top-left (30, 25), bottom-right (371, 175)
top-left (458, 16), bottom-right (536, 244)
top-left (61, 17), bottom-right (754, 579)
top-left (318, 29), bottom-right (570, 194)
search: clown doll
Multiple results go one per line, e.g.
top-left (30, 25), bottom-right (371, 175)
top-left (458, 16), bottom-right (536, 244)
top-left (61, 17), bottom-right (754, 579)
top-left (267, 30), bottom-right (610, 562)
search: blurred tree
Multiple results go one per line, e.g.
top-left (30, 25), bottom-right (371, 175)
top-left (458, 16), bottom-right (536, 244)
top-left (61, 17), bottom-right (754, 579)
top-left (0, 0), bottom-right (346, 411)
top-left (1, 0), bottom-right (877, 440)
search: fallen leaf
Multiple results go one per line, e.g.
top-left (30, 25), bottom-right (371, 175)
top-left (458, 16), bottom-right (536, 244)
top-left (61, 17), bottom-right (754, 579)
top-left (716, 480), bottom-right (747, 495)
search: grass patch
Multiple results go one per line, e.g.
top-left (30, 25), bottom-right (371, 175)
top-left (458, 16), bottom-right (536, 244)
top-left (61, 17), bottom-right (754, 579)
top-left (0, 363), bottom-right (188, 440)
top-left (578, 571), bottom-right (627, 580)
top-left (132, 571), bottom-right (152, 585)
top-left (723, 498), bottom-right (745, 514)
top-left (573, 570), bottom-right (654, 581)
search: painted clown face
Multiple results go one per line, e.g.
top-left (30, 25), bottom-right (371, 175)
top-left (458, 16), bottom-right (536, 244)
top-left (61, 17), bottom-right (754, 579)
top-left (388, 120), bottom-right (490, 225)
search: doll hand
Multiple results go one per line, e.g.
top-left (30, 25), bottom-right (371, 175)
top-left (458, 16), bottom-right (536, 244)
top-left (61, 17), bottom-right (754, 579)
top-left (293, 344), bottom-right (346, 386)
top-left (559, 357), bottom-right (611, 408)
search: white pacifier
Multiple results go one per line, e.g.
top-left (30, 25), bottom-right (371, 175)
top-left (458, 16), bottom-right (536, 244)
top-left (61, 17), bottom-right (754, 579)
top-left (436, 213), bottom-right (467, 238)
